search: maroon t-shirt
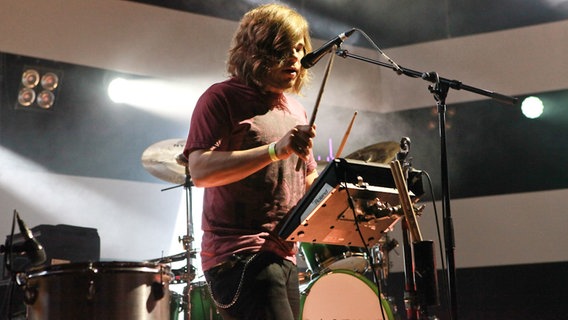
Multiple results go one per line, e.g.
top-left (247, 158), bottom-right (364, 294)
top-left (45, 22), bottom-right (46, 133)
top-left (183, 78), bottom-right (317, 271)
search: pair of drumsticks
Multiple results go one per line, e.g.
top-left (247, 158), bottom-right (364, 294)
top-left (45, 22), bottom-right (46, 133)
top-left (300, 51), bottom-right (422, 241)
top-left (295, 50), bottom-right (356, 170)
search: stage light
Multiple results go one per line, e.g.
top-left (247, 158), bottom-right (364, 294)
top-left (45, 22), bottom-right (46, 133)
top-left (107, 77), bottom-right (129, 104)
top-left (17, 87), bottom-right (36, 107)
top-left (36, 90), bottom-right (56, 109)
top-left (15, 66), bottom-right (62, 111)
top-left (40, 72), bottom-right (59, 91)
top-left (107, 76), bottom-right (202, 121)
top-left (521, 96), bottom-right (544, 119)
top-left (21, 69), bottom-right (40, 88)
top-left (107, 77), bottom-right (189, 106)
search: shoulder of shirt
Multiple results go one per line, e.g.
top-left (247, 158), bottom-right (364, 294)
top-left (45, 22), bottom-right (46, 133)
top-left (208, 77), bottom-right (250, 92)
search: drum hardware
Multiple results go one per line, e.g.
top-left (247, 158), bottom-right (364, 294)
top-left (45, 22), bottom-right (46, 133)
top-left (13, 272), bottom-right (36, 306)
top-left (22, 262), bottom-right (172, 320)
top-left (141, 139), bottom-right (199, 320)
top-left (297, 269), bottom-right (312, 285)
top-left (278, 158), bottom-right (424, 248)
top-left (299, 242), bottom-right (369, 276)
top-left (391, 156), bottom-right (439, 319)
top-left (355, 199), bottom-right (425, 223)
top-left (148, 250), bottom-right (197, 264)
top-left (282, 142), bottom-right (427, 318)
top-left (170, 265), bottom-right (198, 284)
top-left (370, 235), bottom-right (399, 286)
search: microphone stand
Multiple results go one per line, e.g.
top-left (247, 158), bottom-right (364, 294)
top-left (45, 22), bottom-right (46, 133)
top-left (0, 212), bottom-right (17, 320)
top-left (162, 165), bottom-right (196, 320)
top-left (336, 48), bottom-right (518, 320)
top-left (396, 139), bottom-right (420, 319)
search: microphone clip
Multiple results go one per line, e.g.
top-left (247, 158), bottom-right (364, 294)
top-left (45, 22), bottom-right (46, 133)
top-left (396, 137), bottom-right (412, 180)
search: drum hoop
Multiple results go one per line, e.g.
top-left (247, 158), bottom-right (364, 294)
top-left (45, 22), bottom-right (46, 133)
top-left (320, 251), bottom-right (366, 268)
top-left (302, 269), bottom-right (376, 294)
top-left (27, 261), bottom-right (169, 279)
top-left (300, 269), bottom-right (395, 320)
top-left (300, 243), bottom-right (368, 273)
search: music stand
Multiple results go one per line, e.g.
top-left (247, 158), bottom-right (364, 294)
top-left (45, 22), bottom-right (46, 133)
top-left (278, 158), bottom-right (423, 248)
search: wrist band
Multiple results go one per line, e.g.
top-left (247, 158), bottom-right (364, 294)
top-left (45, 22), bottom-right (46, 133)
top-left (268, 142), bottom-right (279, 162)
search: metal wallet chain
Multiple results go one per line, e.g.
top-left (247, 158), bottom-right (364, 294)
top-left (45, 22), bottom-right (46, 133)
top-left (207, 253), bottom-right (259, 309)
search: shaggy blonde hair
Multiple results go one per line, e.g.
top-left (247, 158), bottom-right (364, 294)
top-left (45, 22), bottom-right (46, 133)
top-left (227, 3), bottom-right (312, 94)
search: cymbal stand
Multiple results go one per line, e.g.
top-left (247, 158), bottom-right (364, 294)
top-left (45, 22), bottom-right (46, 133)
top-left (162, 164), bottom-right (196, 320)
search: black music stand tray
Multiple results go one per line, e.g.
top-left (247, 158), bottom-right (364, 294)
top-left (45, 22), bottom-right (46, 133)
top-left (278, 158), bottom-right (423, 248)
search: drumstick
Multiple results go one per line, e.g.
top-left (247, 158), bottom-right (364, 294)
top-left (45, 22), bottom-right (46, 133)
top-left (334, 111), bottom-right (357, 158)
top-left (390, 160), bottom-right (423, 242)
top-left (295, 49), bottom-right (336, 171)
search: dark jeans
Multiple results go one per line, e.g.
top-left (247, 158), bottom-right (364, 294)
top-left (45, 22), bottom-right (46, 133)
top-left (204, 251), bottom-right (300, 320)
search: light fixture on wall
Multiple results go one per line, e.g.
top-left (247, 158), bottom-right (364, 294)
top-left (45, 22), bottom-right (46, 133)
top-left (16, 66), bottom-right (62, 111)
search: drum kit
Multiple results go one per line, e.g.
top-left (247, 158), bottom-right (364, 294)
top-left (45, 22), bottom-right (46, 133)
top-left (8, 139), bottom-right (411, 320)
top-left (297, 238), bottom-right (400, 319)
top-left (139, 138), bottom-right (406, 320)
top-left (298, 140), bottom-right (404, 320)
top-left (140, 138), bottom-right (222, 320)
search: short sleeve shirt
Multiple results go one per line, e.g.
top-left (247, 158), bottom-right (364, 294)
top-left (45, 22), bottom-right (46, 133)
top-left (183, 78), bottom-right (317, 271)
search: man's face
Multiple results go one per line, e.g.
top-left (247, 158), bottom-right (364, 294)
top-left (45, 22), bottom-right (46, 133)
top-left (263, 39), bottom-right (305, 94)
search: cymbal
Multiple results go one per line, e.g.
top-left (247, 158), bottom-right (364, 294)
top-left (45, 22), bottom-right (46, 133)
top-left (345, 141), bottom-right (400, 164)
top-left (141, 138), bottom-right (188, 184)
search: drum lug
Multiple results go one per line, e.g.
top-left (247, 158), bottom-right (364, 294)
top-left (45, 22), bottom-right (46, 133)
top-left (87, 280), bottom-right (96, 301)
top-left (151, 281), bottom-right (165, 300)
top-left (15, 272), bottom-right (27, 287)
top-left (15, 272), bottom-right (37, 305)
top-left (300, 286), bottom-right (311, 296)
top-left (23, 285), bottom-right (38, 305)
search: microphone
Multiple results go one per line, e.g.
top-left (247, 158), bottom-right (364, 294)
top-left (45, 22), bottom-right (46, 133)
top-left (301, 28), bottom-right (356, 69)
top-left (14, 211), bottom-right (46, 266)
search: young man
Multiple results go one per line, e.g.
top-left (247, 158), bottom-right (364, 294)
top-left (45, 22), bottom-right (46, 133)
top-left (182, 4), bottom-right (318, 319)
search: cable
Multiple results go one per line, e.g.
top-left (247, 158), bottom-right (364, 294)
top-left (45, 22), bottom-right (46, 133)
top-left (340, 169), bottom-right (388, 320)
top-left (421, 170), bottom-right (452, 320)
top-left (353, 28), bottom-right (403, 74)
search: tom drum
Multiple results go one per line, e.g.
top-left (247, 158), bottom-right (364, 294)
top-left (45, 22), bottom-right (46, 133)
top-left (189, 281), bottom-right (223, 320)
top-left (299, 242), bottom-right (368, 274)
top-left (23, 261), bottom-right (172, 320)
